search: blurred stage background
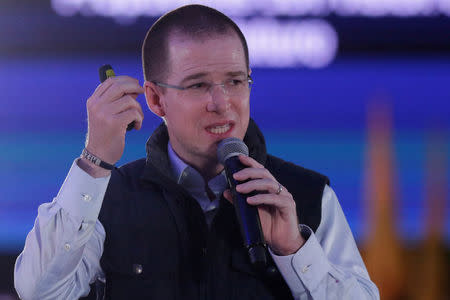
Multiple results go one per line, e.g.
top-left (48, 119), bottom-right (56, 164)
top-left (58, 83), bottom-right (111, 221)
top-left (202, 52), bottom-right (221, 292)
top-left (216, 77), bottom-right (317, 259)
top-left (0, 0), bottom-right (449, 299)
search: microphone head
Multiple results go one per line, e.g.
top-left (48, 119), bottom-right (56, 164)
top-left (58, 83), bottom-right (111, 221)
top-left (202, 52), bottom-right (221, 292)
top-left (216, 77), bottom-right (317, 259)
top-left (217, 137), bottom-right (249, 164)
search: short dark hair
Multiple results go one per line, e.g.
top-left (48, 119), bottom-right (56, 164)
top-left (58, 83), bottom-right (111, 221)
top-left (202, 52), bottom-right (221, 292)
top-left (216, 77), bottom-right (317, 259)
top-left (142, 4), bottom-right (249, 82)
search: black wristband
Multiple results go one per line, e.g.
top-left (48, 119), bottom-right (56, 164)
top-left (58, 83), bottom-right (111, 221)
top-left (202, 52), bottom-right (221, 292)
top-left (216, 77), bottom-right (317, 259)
top-left (81, 148), bottom-right (117, 170)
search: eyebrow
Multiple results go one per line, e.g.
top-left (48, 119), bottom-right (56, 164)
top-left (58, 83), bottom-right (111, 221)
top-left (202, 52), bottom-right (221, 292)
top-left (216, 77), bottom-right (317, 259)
top-left (226, 71), bottom-right (247, 77)
top-left (179, 71), bottom-right (247, 85)
top-left (179, 73), bottom-right (208, 85)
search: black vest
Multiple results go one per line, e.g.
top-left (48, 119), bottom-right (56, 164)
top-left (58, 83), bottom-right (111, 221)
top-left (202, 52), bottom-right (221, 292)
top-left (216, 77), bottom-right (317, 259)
top-left (93, 120), bottom-right (329, 300)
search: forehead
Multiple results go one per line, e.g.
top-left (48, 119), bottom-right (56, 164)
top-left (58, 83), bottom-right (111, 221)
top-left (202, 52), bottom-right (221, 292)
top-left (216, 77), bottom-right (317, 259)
top-left (166, 32), bottom-right (247, 81)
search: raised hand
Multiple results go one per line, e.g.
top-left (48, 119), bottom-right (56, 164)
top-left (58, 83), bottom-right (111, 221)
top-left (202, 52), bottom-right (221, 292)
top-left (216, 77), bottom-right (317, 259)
top-left (80, 76), bottom-right (144, 177)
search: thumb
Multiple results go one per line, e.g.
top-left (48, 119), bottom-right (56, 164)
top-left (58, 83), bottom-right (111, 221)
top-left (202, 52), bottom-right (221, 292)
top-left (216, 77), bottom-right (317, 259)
top-left (223, 189), bottom-right (233, 204)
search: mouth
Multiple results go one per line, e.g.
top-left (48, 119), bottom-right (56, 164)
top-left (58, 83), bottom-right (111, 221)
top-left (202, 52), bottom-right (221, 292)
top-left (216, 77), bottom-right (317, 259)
top-left (205, 122), bottom-right (234, 135)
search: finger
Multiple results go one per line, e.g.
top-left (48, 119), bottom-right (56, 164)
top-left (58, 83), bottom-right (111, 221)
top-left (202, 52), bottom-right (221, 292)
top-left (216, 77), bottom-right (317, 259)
top-left (129, 93), bottom-right (139, 100)
top-left (109, 95), bottom-right (144, 130)
top-left (238, 155), bottom-right (265, 169)
top-left (100, 76), bottom-right (144, 102)
top-left (223, 189), bottom-right (233, 204)
top-left (233, 166), bottom-right (275, 181)
top-left (247, 194), bottom-right (295, 212)
top-left (107, 94), bottom-right (143, 116)
top-left (114, 106), bottom-right (144, 131)
top-left (93, 76), bottom-right (115, 97)
top-left (236, 178), bottom-right (281, 194)
top-left (131, 104), bottom-right (145, 130)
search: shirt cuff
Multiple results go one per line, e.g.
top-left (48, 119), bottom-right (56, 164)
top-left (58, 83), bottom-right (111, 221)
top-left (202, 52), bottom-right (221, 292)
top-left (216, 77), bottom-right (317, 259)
top-left (269, 225), bottom-right (331, 295)
top-left (56, 158), bottom-right (111, 222)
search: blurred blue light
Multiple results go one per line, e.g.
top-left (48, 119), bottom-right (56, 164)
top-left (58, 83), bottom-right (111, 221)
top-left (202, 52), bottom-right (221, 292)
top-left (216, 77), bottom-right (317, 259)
top-left (238, 19), bottom-right (338, 68)
top-left (51, 0), bottom-right (450, 17)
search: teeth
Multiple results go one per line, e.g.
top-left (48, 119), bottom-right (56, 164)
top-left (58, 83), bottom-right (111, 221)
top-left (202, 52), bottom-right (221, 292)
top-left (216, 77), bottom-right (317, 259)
top-left (207, 124), bottom-right (230, 134)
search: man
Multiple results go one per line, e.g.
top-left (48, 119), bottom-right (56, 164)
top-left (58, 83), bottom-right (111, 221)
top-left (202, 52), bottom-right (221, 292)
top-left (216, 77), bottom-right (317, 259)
top-left (14, 5), bottom-right (379, 300)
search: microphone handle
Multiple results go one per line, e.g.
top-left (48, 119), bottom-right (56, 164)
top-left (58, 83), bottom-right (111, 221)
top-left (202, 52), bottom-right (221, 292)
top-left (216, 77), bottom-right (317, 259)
top-left (224, 156), bottom-right (267, 268)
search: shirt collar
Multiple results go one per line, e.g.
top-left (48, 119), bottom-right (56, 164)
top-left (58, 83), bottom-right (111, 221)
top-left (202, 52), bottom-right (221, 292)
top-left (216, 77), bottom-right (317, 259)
top-left (167, 142), bottom-right (227, 192)
top-left (167, 142), bottom-right (191, 185)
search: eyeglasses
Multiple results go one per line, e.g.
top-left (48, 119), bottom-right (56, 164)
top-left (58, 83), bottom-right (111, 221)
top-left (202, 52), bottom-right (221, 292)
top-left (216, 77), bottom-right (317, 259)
top-left (151, 76), bottom-right (253, 99)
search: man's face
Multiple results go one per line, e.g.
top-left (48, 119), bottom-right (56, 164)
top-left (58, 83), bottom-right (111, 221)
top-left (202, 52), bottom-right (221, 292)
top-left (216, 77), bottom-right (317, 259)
top-left (153, 32), bottom-right (250, 169)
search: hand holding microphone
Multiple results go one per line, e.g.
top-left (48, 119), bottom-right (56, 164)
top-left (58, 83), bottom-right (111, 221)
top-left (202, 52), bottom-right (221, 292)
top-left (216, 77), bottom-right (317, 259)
top-left (218, 138), bottom-right (267, 268)
top-left (219, 138), bottom-right (305, 265)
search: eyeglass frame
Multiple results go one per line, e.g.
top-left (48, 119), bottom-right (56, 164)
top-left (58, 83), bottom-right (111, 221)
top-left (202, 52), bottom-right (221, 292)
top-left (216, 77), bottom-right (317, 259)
top-left (150, 75), bottom-right (253, 96)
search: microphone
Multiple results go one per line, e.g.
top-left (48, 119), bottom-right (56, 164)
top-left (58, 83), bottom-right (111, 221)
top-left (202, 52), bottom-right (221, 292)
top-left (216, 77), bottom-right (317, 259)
top-left (217, 137), bottom-right (267, 269)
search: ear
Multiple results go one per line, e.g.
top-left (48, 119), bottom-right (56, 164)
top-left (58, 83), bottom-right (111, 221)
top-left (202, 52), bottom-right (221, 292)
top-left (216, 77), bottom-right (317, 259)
top-left (144, 80), bottom-right (165, 117)
top-left (248, 68), bottom-right (252, 76)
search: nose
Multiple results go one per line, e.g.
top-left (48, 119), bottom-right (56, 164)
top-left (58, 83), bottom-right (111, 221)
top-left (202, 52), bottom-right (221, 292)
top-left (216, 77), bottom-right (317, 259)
top-left (206, 84), bottom-right (231, 113)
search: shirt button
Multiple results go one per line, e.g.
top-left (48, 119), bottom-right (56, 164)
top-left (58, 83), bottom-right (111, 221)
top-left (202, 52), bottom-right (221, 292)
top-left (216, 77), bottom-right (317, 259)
top-left (302, 264), bottom-right (311, 273)
top-left (64, 243), bottom-right (71, 251)
top-left (133, 264), bottom-right (143, 275)
top-left (81, 193), bottom-right (92, 202)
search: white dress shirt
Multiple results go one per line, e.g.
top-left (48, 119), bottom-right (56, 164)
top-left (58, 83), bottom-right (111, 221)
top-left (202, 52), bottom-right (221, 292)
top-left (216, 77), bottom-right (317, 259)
top-left (14, 149), bottom-right (379, 300)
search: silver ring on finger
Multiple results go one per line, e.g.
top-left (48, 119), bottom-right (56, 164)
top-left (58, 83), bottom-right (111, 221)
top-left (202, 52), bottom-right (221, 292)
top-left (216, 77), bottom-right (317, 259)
top-left (275, 183), bottom-right (283, 195)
